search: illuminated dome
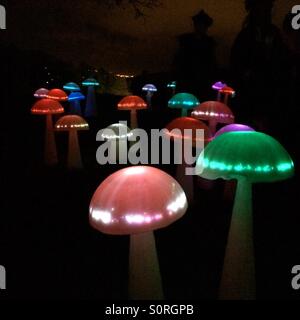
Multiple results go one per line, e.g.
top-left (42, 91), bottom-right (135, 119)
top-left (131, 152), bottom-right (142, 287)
top-left (212, 81), bottom-right (227, 91)
top-left (220, 86), bottom-right (235, 96)
top-left (196, 132), bottom-right (294, 183)
top-left (89, 166), bottom-right (188, 235)
top-left (215, 124), bottom-right (255, 138)
top-left (47, 89), bottom-right (68, 102)
top-left (68, 92), bottom-right (85, 101)
top-left (167, 81), bottom-right (177, 89)
top-left (101, 123), bottom-right (132, 140)
top-left (165, 117), bottom-right (212, 147)
top-left (55, 115), bottom-right (89, 131)
top-left (82, 78), bottom-right (100, 87)
top-left (63, 82), bottom-right (80, 91)
top-left (142, 84), bottom-right (157, 92)
top-left (34, 88), bottom-right (49, 98)
top-left (117, 96), bottom-right (147, 110)
top-left (168, 93), bottom-right (200, 110)
top-left (31, 98), bottom-right (64, 115)
top-left (192, 101), bottom-right (234, 124)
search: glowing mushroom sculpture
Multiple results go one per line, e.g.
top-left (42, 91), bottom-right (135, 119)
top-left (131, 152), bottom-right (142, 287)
top-left (82, 78), bottom-right (100, 117)
top-left (55, 115), bottom-right (89, 169)
top-left (214, 124), bottom-right (255, 139)
top-left (212, 81), bottom-right (227, 101)
top-left (219, 86), bottom-right (235, 106)
top-left (63, 82), bottom-right (80, 92)
top-left (165, 117), bottom-right (212, 202)
top-left (168, 93), bottom-right (200, 117)
top-left (34, 88), bottom-right (49, 99)
top-left (142, 84), bottom-right (157, 108)
top-left (46, 89), bottom-right (68, 102)
top-left (167, 81), bottom-right (177, 95)
top-left (196, 132), bottom-right (294, 300)
top-left (191, 101), bottom-right (235, 135)
top-left (117, 95), bottom-right (147, 129)
top-left (31, 98), bottom-right (64, 165)
top-left (89, 166), bottom-right (188, 300)
top-left (68, 92), bottom-right (85, 115)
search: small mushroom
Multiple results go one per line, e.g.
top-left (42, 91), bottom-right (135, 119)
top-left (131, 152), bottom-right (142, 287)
top-left (142, 84), bottom-right (157, 108)
top-left (167, 81), bottom-right (177, 96)
top-left (117, 95), bottom-right (147, 129)
top-left (196, 131), bottom-right (294, 300)
top-left (89, 166), bottom-right (188, 299)
top-left (31, 98), bottom-right (64, 165)
top-left (34, 88), bottom-right (49, 99)
top-left (191, 101), bottom-right (235, 135)
top-left (214, 124), bottom-right (255, 139)
top-left (168, 93), bottom-right (200, 117)
top-left (82, 78), bottom-right (100, 117)
top-left (63, 82), bottom-right (80, 92)
top-left (55, 115), bottom-right (89, 169)
top-left (212, 81), bottom-right (227, 101)
top-left (68, 92), bottom-right (85, 115)
top-left (219, 86), bottom-right (235, 106)
top-left (46, 89), bottom-right (68, 102)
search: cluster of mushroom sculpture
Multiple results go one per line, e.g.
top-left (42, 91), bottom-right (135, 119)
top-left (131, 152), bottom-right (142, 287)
top-left (31, 79), bottom-right (294, 300)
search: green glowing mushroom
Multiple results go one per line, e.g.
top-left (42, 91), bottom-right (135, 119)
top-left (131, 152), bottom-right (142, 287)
top-left (196, 132), bottom-right (294, 300)
top-left (168, 93), bottom-right (200, 117)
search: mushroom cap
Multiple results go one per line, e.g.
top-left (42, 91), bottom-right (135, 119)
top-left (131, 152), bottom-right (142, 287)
top-left (167, 81), bottom-right (177, 88)
top-left (82, 78), bottom-right (100, 87)
top-left (55, 115), bottom-right (89, 131)
top-left (34, 88), bottom-right (49, 98)
top-left (191, 101), bottom-right (235, 124)
top-left (101, 123), bottom-right (133, 140)
top-left (168, 93), bottom-right (200, 110)
top-left (117, 95), bottom-right (147, 110)
top-left (63, 82), bottom-right (80, 91)
top-left (214, 124), bottom-right (255, 138)
top-left (196, 132), bottom-right (294, 183)
top-left (142, 84), bottom-right (157, 92)
top-left (47, 89), bottom-right (68, 102)
top-left (31, 98), bottom-right (64, 115)
top-left (212, 81), bottom-right (227, 91)
top-left (68, 92), bottom-right (85, 101)
top-left (89, 166), bottom-right (188, 235)
top-left (219, 86), bottom-right (235, 95)
top-left (165, 117), bottom-right (212, 147)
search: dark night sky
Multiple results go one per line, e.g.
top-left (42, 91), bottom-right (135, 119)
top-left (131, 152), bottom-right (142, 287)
top-left (3, 0), bottom-right (297, 73)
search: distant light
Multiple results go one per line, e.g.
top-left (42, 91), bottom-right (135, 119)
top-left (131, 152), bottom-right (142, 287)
top-left (116, 73), bottom-right (135, 79)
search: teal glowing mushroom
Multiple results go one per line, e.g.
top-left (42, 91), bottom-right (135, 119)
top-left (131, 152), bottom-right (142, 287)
top-left (63, 82), bottom-right (80, 92)
top-left (168, 93), bottom-right (200, 117)
top-left (196, 132), bottom-right (294, 300)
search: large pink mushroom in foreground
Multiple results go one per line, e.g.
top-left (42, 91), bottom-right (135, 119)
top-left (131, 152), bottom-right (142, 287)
top-left (89, 166), bottom-right (188, 300)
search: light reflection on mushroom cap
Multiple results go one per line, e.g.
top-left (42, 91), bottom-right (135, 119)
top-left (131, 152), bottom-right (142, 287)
top-left (214, 124), bottom-right (255, 138)
top-left (89, 166), bottom-right (188, 235)
top-left (55, 115), bottom-right (89, 131)
top-left (46, 89), bottom-right (68, 101)
top-left (63, 82), bottom-right (80, 91)
top-left (34, 88), bottom-right (49, 98)
top-left (117, 96), bottom-right (147, 110)
top-left (31, 98), bottom-right (64, 115)
top-left (168, 93), bottom-right (200, 110)
top-left (142, 84), bottom-right (157, 92)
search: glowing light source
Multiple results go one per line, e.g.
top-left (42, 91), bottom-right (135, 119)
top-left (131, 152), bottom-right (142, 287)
top-left (82, 78), bottom-right (100, 87)
top-left (31, 98), bottom-right (64, 115)
top-left (63, 82), bottom-right (80, 91)
top-left (167, 81), bottom-right (177, 89)
top-left (168, 93), bottom-right (200, 117)
top-left (68, 92), bottom-right (85, 101)
top-left (142, 84), bottom-right (157, 92)
top-left (34, 88), bottom-right (49, 99)
top-left (212, 81), bottom-right (227, 91)
top-left (46, 89), bottom-right (68, 102)
top-left (101, 123), bottom-right (133, 140)
top-left (214, 124), bottom-right (255, 138)
top-left (55, 115), bottom-right (89, 131)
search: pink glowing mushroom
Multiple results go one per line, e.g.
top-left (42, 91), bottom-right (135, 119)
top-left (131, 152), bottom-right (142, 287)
top-left (212, 82), bottom-right (227, 101)
top-left (55, 115), bottom-right (89, 169)
top-left (89, 166), bottom-right (188, 300)
top-left (34, 88), bottom-right (49, 99)
top-left (165, 117), bottom-right (212, 201)
top-left (47, 89), bottom-right (68, 102)
top-left (191, 101), bottom-right (235, 135)
top-left (117, 96), bottom-right (147, 129)
top-left (31, 98), bottom-right (64, 165)
top-left (219, 86), bottom-right (235, 106)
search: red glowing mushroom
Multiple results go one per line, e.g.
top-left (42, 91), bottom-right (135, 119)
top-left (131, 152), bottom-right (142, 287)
top-left (219, 86), bottom-right (235, 106)
top-left (89, 166), bottom-right (188, 299)
top-left (55, 115), bottom-right (89, 169)
top-left (117, 96), bottom-right (147, 129)
top-left (165, 117), bottom-right (212, 201)
top-left (191, 101), bottom-right (235, 135)
top-left (31, 98), bottom-right (64, 165)
top-left (47, 89), bottom-right (68, 102)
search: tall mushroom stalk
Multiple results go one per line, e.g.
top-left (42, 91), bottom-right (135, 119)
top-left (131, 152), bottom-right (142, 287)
top-left (82, 78), bottom-right (100, 118)
top-left (196, 131), bottom-right (294, 300)
top-left (89, 166), bottom-right (188, 300)
top-left (142, 84), bottom-right (157, 109)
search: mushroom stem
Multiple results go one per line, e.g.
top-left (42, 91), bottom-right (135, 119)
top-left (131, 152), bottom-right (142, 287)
top-left (70, 100), bottom-right (82, 116)
top-left (219, 178), bottom-right (255, 300)
top-left (181, 109), bottom-right (188, 117)
top-left (217, 91), bottom-right (221, 101)
top-left (68, 129), bottom-right (82, 169)
top-left (129, 231), bottom-right (163, 300)
top-left (146, 92), bottom-right (152, 108)
top-left (85, 86), bottom-right (97, 117)
top-left (209, 119), bottom-right (218, 135)
top-left (45, 114), bottom-right (58, 166)
top-left (224, 94), bottom-right (229, 106)
top-left (130, 110), bottom-right (138, 129)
